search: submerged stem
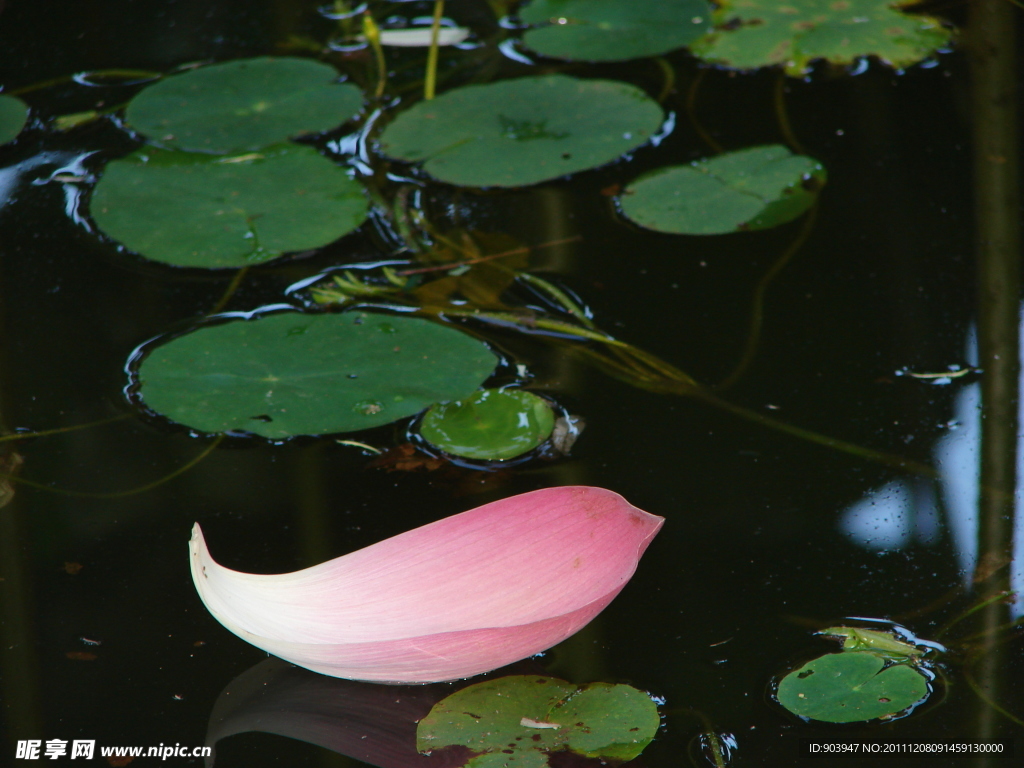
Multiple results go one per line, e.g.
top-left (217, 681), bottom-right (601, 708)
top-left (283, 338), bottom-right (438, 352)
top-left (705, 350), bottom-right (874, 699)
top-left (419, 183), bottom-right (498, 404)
top-left (685, 68), bottom-right (723, 154)
top-left (652, 57), bottom-right (675, 103)
top-left (935, 591), bottom-right (1014, 640)
top-left (774, 73), bottom-right (806, 155)
top-left (208, 266), bottom-right (250, 316)
top-left (694, 388), bottom-right (937, 476)
top-left (3, 435), bottom-right (224, 498)
top-left (0, 414), bottom-right (132, 443)
top-left (718, 205), bottom-right (819, 389)
top-left (8, 69), bottom-right (163, 96)
top-left (963, 662), bottom-right (1024, 727)
top-left (430, 304), bottom-right (932, 474)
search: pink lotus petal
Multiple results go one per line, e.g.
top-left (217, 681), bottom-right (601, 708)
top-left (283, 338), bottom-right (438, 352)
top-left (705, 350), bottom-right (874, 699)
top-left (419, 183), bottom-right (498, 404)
top-left (190, 486), bottom-right (663, 683)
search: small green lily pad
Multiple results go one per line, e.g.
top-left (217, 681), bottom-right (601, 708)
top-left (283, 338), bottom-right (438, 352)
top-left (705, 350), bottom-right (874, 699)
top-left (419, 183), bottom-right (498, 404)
top-left (520, 0), bottom-right (712, 62)
top-left (777, 652), bottom-right (930, 723)
top-left (378, 75), bottom-right (663, 188)
top-left (0, 94), bottom-right (29, 144)
top-left (137, 311), bottom-right (498, 438)
top-left (420, 388), bottom-right (556, 460)
top-left (417, 676), bottom-right (660, 767)
top-left (690, 0), bottom-right (952, 76)
top-left (124, 57), bottom-right (363, 153)
top-left (90, 144), bottom-right (368, 268)
top-left (619, 145), bottom-right (825, 235)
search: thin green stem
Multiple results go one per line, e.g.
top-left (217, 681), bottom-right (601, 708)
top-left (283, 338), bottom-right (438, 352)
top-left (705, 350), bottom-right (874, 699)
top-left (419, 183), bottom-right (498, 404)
top-left (963, 662), bottom-right (1024, 727)
top-left (652, 56), bottom-right (675, 103)
top-left (424, 0), bottom-right (445, 101)
top-left (0, 414), bottom-right (132, 443)
top-left (2, 435), bottom-right (224, 498)
top-left (718, 205), bottom-right (819, 390)
top-left (396, 235), bottom-right (582, 276)
top-left (936, 591), bottom-right (1015, 641)
top-left (695, 388), bottom-right (937, 476)
top-left (362, 12), bottom-right (387, 99)
top-left (430, 304), bottom-right (935, 474)
top-left (774, 73), bottom-right (806, 155)
top-left (208, 266), bottom-right (250, 316)
top-left (686, 68), bottom-right (723, 154)
top-left (8, 69), bottom-right (162, 96)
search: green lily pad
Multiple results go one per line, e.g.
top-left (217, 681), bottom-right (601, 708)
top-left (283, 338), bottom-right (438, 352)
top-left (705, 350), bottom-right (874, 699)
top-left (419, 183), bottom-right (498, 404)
top-left (417, 676), bottom-right (660, 767)
top-left (137, 311), bottom-right (498, 438)
top-left (690, 0), bottom-right (952, 76)
top-left (124, 57), bottom-right (363, 153)
top-left (619, 145), bottom-right (825, 235)
top-left (777, 652), bottom-right (930, 723)
top-left (0, 94), bottom-right (29, 145)
top-left (520, 0), bottom-right (712, 62)
top-left (378, 75), bottom-right (664, 188)
top-left (90, 144), bottom-right (368, 268)
top-left (419, 388), bottom-right (556, 460)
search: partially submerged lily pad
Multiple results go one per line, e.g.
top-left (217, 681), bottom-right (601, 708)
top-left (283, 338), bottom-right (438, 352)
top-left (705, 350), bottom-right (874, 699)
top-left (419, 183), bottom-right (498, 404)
top-left (619, 145), bottom-right (825, 235)
top-left (124, 57), bottom-right (363, 152)
top-left (690, 0), bottom-right (952, 76)
top-left (0, 94), bottom-right (29, 144)
top-left (137, 311), bottom-right (498, 437)
top-left (419, 389), bottom-right (556, 460)
top-left (417, 675), bottom-right (660, 767)
top-left (776, 652), bottom-right (930, 723)
top-left (378, 75), bottom-right (663, 188)
top-left (520, 0), bottom-right (712, 62)
top-left (820, 626), bottom-right (923, 660)
top-left (90, 144), bottom-right (368, 268)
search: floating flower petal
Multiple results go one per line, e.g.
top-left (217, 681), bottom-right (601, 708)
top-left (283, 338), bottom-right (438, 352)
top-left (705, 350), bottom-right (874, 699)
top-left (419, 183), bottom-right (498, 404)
top-left (190, 486), bottom-right (663, 683)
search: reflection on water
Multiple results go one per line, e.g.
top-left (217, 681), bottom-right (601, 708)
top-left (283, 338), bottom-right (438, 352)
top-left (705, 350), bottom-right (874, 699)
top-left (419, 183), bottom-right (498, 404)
top-left (206, 658), bottom-right (511, 768)
top-left (839, 478), bottom-right (940, 552)
top-left (840, 317), bottom-right (1024, 618)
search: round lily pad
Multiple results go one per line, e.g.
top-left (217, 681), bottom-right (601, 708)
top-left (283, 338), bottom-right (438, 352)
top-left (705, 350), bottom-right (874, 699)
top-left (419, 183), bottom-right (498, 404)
top-left (417, 676), bottom-right (660, 766)
top-left (136, 311), bottom-right (498, 438)
top-left (0, 94), bottom-right (28, 145)
top-left (777, 652), bottom-right (930, 723)
top-left (124, 57), bottom-right (364, 153)
top-left (90, 144), bottom-right (368, 268)
top-left (520, 0), bottom-right (712, 62)
top-left (378, 75), bottom-right (664, 188)
top-left (419, 388), bottom-right (556, 460)
top-left (619, 145), bottom-right (825, 235)
top-left (690, 0), bottom-right (952, 76)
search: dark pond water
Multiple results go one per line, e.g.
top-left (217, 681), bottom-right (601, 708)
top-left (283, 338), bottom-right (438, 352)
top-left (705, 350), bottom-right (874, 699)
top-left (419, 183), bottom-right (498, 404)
top-left (1, 1), bottom-right (1022, 766)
